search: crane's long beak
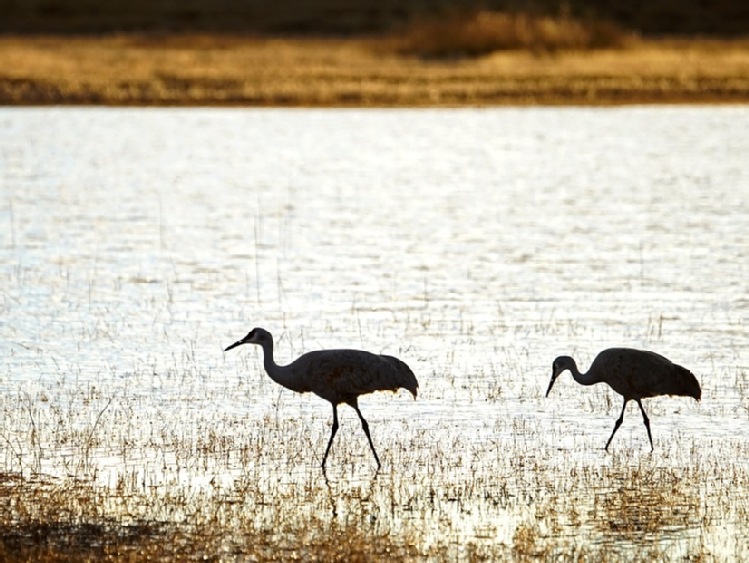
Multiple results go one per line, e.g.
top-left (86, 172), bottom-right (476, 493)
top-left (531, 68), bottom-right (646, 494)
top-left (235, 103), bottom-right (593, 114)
top-left (224, 339), bottom-right (245, 352)
top-left (545, 374), bottom-right (557, 397)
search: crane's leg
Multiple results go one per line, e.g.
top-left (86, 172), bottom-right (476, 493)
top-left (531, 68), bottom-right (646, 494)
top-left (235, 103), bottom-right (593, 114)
top-left (605, 398), bottom-right (629, 451)
top-left (321, 404), bottom-right (340, 469)
top-left (351, 401), bottom-right (381, 470)
top-left (636, 399), bottom-right (654, 451)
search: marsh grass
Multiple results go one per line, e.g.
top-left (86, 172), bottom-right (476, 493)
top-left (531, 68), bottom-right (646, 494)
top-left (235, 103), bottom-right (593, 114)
top-left (1, 34), bottom-right (748, 105)
top-left (2, 441), bottom-right (745, 560)
top-left (395, 11), bottom-right (632, 58)
top-left (1, 350), bottom-right (746, 561)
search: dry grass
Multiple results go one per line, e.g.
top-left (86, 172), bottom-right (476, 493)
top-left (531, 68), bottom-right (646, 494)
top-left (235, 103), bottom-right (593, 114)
top-left (1, 34), bottom-right (749, 106)
top-left (395, 10), bottom-right (633, 57)
top-left (2, 438), bottom-right (747, 560)
top-left (0, 472), bottom-right (418, 561)
top-left (1, 345), bottom-right (747, 561)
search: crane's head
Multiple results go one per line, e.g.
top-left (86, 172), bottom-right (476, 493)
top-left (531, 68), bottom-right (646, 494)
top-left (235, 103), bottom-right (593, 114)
top-left (546, 355), bottom-right (575, 397)
top-left (224, 327), bottom-right (272, 352)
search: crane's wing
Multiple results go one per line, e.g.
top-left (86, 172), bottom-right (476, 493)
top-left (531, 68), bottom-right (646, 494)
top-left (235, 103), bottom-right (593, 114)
top-left (626, 351), bottom-right (699, 400)
top-left (293, 349), bottom-right (418, 402)
top-left (599, 349), bottom-right (700, 400)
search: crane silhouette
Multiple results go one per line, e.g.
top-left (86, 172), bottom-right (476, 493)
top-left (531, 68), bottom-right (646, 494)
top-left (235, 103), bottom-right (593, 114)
top-left (545, 348), bottom-right (701, 451)
top-left (224, 327), bottom-right (418, 470)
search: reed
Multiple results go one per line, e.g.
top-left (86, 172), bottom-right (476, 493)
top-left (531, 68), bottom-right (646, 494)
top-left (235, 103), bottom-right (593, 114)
top-left (0, 345), bottom-right (746, 561)
top-left (395, 11), bottom-right (633, 58)
top-left (1, 34), bottom-right (749, 105)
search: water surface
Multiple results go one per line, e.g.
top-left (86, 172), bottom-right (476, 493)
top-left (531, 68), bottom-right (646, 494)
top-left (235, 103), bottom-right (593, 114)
top-left (1, 107), bottom-right (748, 559)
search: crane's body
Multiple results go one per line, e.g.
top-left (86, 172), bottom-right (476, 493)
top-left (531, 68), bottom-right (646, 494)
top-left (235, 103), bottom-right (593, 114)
top-left (545, 348), bottom-right (701, 451)
top-left (225, 327), bottom-right (418, 470)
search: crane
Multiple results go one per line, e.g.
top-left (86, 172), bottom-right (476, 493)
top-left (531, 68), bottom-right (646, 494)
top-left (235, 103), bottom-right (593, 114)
top-left (545, 348), bottom-right (701, 451)
top-left (224, 327), bottom-right (419, 470)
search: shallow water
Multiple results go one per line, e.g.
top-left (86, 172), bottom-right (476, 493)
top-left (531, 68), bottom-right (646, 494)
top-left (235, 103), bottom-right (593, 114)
top-left (1, 107), bottom-right (748, 559)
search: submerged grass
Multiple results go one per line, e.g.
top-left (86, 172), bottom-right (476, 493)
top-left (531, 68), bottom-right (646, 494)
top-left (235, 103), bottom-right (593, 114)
top-left (2, 447), bottom-right (746, 560)
top-left (1, 356), bottom-right (747, 561)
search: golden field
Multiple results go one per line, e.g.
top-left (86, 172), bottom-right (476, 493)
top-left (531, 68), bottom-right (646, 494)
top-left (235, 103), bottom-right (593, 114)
top-left (2, 33), bottom-right (749, 106)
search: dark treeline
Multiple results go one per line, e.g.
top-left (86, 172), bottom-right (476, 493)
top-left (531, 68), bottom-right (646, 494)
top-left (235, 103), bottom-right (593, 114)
top-left (1, 0), bottom-right (747, 36)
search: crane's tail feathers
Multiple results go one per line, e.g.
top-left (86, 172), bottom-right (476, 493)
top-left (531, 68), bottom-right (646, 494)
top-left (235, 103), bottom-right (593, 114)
top-left (381, 355), bottom-right (419, 398)
top-left (674, 365), bottom-right (701, 401)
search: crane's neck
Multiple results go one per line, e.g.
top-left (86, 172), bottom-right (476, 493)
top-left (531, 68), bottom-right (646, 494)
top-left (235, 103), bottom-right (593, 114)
top-left (569, 361), bottom-right (599, 386)
top-left (256, 339), bottom-right (305, 393)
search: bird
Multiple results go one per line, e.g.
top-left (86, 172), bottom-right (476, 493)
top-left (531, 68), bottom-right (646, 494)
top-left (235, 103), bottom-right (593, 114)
top-left (545, 348), bottom-right (701, 451)
top-left (224, 327), bottom-right (418, 470)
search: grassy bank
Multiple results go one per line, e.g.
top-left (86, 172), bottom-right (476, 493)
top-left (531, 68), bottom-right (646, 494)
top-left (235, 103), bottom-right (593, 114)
top-left (1, 34), bottom-right (749, 106)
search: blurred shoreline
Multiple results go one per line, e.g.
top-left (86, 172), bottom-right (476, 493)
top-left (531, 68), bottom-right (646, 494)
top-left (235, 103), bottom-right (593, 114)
top-left (2, 34), bottom-right (748, 106)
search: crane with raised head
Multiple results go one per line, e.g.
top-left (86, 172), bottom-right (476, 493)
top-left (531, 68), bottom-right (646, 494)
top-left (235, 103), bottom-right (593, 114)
top-left (224, 327), bottom-right (419, 470)
top-left (545, 348), bottom-right (701, 451)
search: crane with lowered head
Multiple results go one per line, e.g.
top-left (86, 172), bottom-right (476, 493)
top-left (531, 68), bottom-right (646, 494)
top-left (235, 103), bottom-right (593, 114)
top-left (224, 327), bottom-right (419, 470)
top-left (546, 348), bottom-right (701, 451)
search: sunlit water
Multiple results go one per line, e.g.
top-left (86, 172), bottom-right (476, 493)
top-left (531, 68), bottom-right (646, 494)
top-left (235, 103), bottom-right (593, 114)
top-left (1, 107), bottom-right (748, 559)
